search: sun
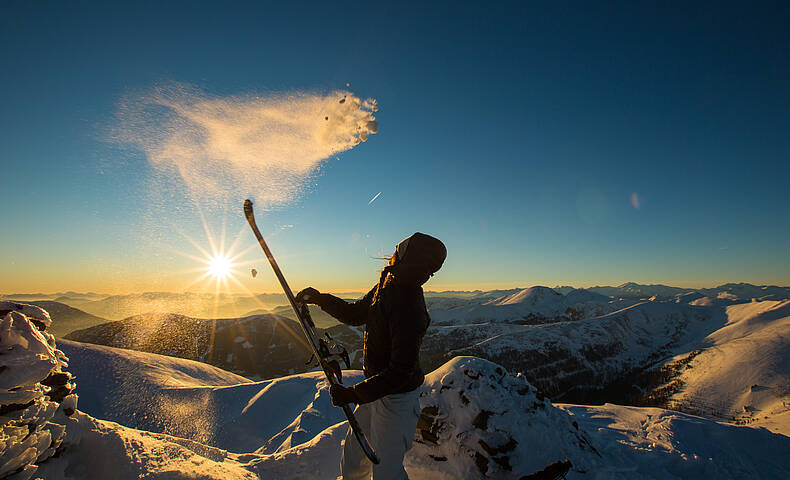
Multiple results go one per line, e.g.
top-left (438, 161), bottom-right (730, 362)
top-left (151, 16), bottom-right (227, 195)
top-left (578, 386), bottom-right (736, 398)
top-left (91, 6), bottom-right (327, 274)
top-left (208, 255), bottom-right (233, 279)
top-left (171, 207), bottom-right (262, 295)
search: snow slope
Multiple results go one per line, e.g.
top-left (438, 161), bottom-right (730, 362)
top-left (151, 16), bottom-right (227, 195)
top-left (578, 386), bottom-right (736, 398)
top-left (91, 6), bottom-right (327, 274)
top-left (58, 339), bottom-right (360, 453)
top-left (9, 299), bottom-right (790, 479)
top-left (667, 300), bottom-right (790, 435)
top-left (561, 404), bottom-right (790, 479)
top-left (65, 312), bottom-right (317, 379)
top-left (38, 351), bottom-right (790, 480)
top-left (423, 300), bottom-right (727, 401)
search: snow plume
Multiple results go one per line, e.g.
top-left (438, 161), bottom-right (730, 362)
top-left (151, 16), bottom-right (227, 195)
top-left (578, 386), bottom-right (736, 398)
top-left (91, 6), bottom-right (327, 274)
top-left (113, 84), bottom-right (378, 207)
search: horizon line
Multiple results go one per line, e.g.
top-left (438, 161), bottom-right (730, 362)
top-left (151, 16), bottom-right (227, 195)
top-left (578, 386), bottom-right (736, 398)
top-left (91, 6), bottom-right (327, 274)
top-left (3, 280), bottom-right (789, 297)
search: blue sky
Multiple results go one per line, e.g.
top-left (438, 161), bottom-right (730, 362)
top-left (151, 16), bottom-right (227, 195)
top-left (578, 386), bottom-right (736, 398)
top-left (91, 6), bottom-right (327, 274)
top-left (1, 1), bottom-right (789, 293)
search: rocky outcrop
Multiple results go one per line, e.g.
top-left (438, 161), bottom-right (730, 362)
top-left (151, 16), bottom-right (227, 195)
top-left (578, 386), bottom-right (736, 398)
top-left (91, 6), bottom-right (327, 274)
top-left (407, 356), bottom-right (598, 479)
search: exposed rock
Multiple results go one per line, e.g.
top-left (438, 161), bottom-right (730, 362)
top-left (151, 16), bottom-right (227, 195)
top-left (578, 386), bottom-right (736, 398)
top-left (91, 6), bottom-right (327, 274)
top-left (407, 356), bottom-right (598, 479)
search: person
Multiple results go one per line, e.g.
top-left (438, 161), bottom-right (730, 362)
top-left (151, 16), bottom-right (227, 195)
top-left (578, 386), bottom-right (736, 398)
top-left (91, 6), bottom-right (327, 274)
top-left (296, 232), bottom-right (446, 480)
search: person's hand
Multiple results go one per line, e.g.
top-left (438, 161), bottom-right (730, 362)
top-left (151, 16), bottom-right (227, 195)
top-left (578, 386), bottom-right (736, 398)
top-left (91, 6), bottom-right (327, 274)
top-left (296, 287), bottom-right (321, 305)
top-left (329, 384), bottom-right (360, 406)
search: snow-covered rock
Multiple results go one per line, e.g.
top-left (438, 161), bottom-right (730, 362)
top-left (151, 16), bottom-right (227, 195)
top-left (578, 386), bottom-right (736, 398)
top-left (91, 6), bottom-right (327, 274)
top-left (0, 302), bottom-right (77, 480)
top-left (408, 356), bottom-right (599, 479)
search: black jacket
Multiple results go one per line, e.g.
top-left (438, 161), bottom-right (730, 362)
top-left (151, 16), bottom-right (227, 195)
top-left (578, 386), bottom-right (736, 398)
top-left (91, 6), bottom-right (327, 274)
top-left (316, 279), bottom-right (430, 403)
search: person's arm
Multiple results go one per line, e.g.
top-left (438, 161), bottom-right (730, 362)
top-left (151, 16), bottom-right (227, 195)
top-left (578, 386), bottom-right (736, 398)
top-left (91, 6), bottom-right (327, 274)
top-left (353, 296), bottom-right (427, 403)
top-left (297, 286), bottom-right (375, 326)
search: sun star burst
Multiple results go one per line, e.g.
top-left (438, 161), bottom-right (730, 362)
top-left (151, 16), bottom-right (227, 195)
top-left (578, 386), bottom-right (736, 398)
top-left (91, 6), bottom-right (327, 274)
top-left (208, 254), bottom-right (233, 279)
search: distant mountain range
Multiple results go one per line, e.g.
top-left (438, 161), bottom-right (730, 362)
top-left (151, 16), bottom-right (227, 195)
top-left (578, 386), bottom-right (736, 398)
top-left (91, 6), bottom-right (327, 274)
top-left (26, 300), bottom-right (109, 337)
top-left (59, 292), bottom-right (293, 320)
top-left (583, 282), bottom-right (790, 300)
top-left (5, 282), bottom-right (788, 320)
top-left (58, 282), bottom-right (790, 416)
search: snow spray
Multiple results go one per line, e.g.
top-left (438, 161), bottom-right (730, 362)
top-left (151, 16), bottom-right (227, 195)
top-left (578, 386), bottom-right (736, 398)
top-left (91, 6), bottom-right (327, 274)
top-left (112, 83), bottom-right (378, 207)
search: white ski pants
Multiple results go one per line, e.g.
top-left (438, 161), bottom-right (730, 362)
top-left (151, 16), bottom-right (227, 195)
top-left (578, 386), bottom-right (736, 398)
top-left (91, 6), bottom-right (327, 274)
top-left (340, 389), bottom-right (421, 480)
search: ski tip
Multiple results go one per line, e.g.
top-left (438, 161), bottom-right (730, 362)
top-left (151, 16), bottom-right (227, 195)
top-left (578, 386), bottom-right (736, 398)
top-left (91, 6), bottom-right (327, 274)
top-left (243, 199), bottom-right (254, 218)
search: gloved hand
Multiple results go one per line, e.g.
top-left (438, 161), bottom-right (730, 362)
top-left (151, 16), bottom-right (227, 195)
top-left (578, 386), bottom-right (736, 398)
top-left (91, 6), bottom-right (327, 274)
top-left (329, 383), bottom-right (360, 406)
top-left (296, 287), bottom-right (322, 305)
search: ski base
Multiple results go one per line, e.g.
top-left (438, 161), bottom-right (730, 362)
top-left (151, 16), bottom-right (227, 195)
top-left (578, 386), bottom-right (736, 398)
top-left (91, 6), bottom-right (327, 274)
top-left (244, 199), bottom-right (380, 465)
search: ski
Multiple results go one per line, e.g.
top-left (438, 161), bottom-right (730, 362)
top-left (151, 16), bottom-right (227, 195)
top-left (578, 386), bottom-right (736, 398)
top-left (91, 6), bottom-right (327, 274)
top-left (243, 199), bottom-right (380, 465)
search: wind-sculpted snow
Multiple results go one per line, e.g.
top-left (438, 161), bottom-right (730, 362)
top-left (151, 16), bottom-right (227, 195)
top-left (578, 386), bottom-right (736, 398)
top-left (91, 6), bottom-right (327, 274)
top-left (408, 356), bottom-right (599, 478)
top-left (561, 403), bottom-right (790, 479)
top-left (36, 411), bottom-right (260, 480)
top-left (59, 338), bottom-right (360, 453)
top-left (0, 302), bottom-right (77, 480)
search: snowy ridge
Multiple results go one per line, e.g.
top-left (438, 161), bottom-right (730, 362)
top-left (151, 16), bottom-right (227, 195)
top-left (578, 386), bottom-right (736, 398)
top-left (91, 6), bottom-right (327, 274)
top-left (667, 300), bottom-right (790, 434)
top-left (561, 404), bottom-right (790, 479)
top-left (65, 312), bottom-right (316, 379)
top-left (424, 300), bottom-right (725, 401)
top-left (428, 286), bottom-right (621, 326)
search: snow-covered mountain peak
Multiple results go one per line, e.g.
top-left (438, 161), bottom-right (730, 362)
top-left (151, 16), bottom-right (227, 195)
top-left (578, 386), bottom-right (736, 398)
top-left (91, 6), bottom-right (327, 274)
top-left (563, 288), bottom-right (610, 304)
top-left (484, 286), bottom-right (562, 306)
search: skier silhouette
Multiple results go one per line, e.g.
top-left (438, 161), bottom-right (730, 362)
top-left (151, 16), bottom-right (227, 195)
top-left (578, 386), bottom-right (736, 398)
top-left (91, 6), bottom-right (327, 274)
top-left (297, 232), bottom-right (446, 480)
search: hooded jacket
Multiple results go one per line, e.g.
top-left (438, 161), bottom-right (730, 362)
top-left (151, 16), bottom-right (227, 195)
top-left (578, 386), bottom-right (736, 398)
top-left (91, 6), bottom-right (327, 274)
top-left (316, 278), bottom-right (430, 403)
